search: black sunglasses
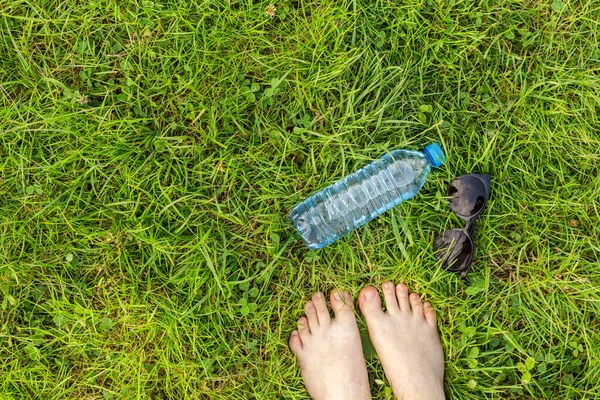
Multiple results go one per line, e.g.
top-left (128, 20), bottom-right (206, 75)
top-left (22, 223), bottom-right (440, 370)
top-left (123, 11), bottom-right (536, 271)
top-left (434, 174), bottom-right (491, 277)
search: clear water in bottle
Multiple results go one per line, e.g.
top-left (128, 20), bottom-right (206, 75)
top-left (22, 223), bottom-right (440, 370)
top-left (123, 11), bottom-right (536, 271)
top-left (291, 143), bottom-right (446, 249)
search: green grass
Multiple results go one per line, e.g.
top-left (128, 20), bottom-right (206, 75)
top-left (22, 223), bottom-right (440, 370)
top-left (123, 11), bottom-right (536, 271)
top-left (1, 0), bottom-right (600, 398)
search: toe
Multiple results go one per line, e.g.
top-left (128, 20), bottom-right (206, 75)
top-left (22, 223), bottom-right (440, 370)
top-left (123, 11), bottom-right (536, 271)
top-left (409, 292), bottom-right (423, 318)
top-left (359, 286), bottom-right (384, 321)
top-left (396, 283), bottom-right (410, 312)
top-left (423, 302), bottom-right (437, 328)
top-left (305, 300), bottom-right (320, 329)
top-left (330, 290), bottom-right (356, 324)
top-left (289, 330), bottom-right (303, 353)
top-left (382, 282), bottom-right (399, 314)
top-left (312, 292), bottom-right (331, 326)
top-left (297, 317), bottom-right (310, 340)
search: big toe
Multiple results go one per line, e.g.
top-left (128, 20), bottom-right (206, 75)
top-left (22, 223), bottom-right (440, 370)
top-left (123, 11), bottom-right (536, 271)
top-left (359, 286), bottom-right (384, 320)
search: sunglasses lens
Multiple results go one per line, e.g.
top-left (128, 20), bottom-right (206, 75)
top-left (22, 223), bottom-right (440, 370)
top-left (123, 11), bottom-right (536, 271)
top-left (447, 175), bottom-right (488, 218)
top-left (434, 229), bottom-right (474, 273)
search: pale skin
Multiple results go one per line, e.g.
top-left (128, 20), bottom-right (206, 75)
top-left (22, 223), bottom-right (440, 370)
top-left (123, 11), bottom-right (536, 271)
top-left (289, 282), bottom-right (445, 400)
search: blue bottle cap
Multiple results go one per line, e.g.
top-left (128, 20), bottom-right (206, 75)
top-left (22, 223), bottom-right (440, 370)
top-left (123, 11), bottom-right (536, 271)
top-left (424, 143), bottom-right (446, 167)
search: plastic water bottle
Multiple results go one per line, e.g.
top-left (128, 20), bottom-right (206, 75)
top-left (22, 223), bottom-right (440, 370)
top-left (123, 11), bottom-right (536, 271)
top-left (291, 143), bottom-right (446, 249)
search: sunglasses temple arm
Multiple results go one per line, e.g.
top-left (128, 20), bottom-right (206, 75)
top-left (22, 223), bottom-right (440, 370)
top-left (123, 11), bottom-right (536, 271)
top-left (459, 220), bottom-right (477, 278)
top-left (466, 217), bottom-right (477, 238)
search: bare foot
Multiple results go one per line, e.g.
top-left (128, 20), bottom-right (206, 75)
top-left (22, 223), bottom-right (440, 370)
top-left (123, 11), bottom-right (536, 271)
top-left (289, 291), bottom-right (371, 400)
top-left (359, 282), bottom-right (445, 400)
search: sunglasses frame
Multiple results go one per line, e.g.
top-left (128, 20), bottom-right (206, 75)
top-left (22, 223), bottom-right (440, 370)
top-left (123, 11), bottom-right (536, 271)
top-left (434, 173), bottom-right (491, 277)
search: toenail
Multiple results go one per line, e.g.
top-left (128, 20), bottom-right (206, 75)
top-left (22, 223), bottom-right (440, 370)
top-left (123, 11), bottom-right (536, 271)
top-left (334, 292), bottom-right (342, 301)
top-left (364, 290), bottom-right (376, 300)
top-left (291, 330), bottom-right (298, 336)
top-left (307, 301), bottom-right (314, 308)
top-left (384, 282), bottom-right (393, 290)
top-left (399, 285), bottom-right (408, 293)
